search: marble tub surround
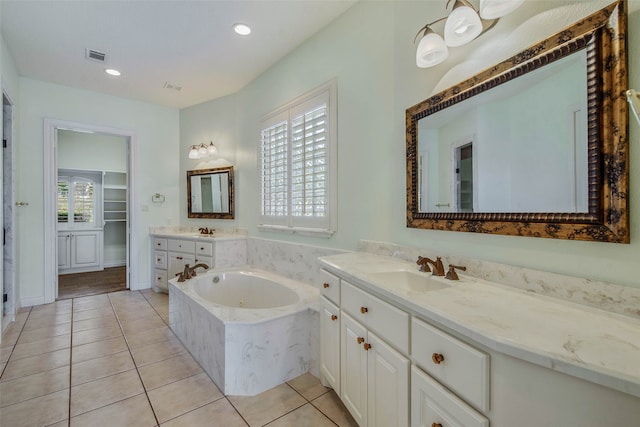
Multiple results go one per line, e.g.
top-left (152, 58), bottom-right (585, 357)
top-left (169, 267), bottom-right (320, 396)
top-left (357, 240), bottom-right (640, 319)
top-left (319, 251), bottom-right (640, 399)
top-left (247, 237), bottom-right (345, 288)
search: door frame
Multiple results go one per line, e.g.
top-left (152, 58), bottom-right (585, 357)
top-left (43, 119), bottom-right (136, 302)
top-left (2, 91), bottom-right (15, 331)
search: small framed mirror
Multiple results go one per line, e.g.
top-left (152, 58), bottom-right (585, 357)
top-left (406, 0), bottom-right (629, 243)
top-left (187, 166), bottom-right (234, 219)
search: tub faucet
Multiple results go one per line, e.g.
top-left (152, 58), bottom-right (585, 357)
top-left (176, 263), bottom-right (210, 282)
top-left (416, 256), bottom-right (445, 276)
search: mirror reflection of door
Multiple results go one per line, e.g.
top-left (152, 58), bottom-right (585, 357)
top-left (455, 143), bottom-right (473, 213)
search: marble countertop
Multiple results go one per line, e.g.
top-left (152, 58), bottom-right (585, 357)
top-left (151, 231), bottom-right (247, 241)
top-left (318, 252), bottom-right (640, 398)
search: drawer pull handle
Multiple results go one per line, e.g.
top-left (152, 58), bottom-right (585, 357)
top-left (200, 247), bottom-right (204, 250)
top-left (432, 353), bottom-right (445, 364)
top-left (331, 315), bottom-right (338, 321)
top-left (357, 337), bottom-right (365, 344)
top-left (177, 256), bottom-right (183, 260)
top-left (432, 424), bottom-right (443, 427)
top-left (363, 343), bottom-right (372, 351)
top-left (323, 283), bottom-right (330, 288)
top-left (157, 258), bottom-right (161, 262)
top-left (157, 242), bottom-right (161, 246)
top-left (360, 306), bottom-right (368, 314)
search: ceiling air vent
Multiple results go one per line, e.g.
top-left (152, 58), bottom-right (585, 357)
top-left (163, 82), bottom-right (183, 92)
top-left (85, 48), bottom-right (106, 62)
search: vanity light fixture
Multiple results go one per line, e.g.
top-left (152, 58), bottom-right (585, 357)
top-left (415, 0), bottom-right (524, 68)
top-left (628, 89), bottom-right (640, 126)
top-left (188, 141), bottom-right (218, 160)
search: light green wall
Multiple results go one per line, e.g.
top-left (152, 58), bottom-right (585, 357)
top-left (58, 129), bottom-right (127, 173)
top-left (17, 78), bottom-right (180, 300)
top-left (181, 0), bottom-right (640, 288)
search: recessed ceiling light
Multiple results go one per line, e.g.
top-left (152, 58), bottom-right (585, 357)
top-left (105, 68), bottom-right (121, 76)
top-left (233, 23), bottom-right (251, 36)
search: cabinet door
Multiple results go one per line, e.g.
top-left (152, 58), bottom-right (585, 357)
top-left (411, 366), bottom-right (488, 427)
top-left (341, 312), bottom-right (368, 426)
top-left (71, 231), bottom-right (101, 268)
top-left (367, 332), bottom-right (409, 427)
top-left (168, 253), bottom-right (196, 279)
top-left (57, 233), bottom-right (71, 270)
top-left (320, 297), bottom-right (341, 394)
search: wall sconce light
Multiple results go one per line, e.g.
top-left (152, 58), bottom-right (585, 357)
top-left (188, 141), bottom-right (218, 160)
top-left (415, 0), bottom-right (524, 68)
top-left (628, 89), bottom-right (640, 126)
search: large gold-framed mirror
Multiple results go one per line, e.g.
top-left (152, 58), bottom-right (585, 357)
top-left (406, 0), bottom-right (629, 243)
top-left (187, 166), bottom-right (234, 219)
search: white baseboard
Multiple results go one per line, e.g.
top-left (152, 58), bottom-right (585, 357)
top-left (104, 261), bottom-right (126, 268)
top-left (21, 296), bottom-right (46, 307)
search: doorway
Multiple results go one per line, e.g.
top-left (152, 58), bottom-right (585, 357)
top-left (2, 92), bottom-right (15, 331)
top-left (43, 120), bottom-right (136, 303)
top-left (454, 142), bottom-right (474, 213)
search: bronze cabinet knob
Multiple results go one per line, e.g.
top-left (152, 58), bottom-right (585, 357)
top-left (432, 423), bottom-right (442, 427)
top-left (363, 343), bottom-right (372, 351)
top-left (360, 306), bottom-right (368, 314)
top-left (331, 315), bottom-right (338, 321)
top-left (357, 337), bottom-right (365, 344)
top-left (323, 283), bottom-right (330, 288)
top-left (432, 353), bottom-right (445, 364)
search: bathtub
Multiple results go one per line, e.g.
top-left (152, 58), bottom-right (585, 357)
top-left (168, 266), bottom-right (319, 396)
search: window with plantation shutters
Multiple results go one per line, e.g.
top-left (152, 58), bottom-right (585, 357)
top-left (259, 80), bottom-right (337, 237)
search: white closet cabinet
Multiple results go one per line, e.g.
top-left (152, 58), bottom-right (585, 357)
top-left (58, 231), bottom-right (102, 273)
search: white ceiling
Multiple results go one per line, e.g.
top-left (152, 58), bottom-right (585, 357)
top-left (1, 0), bottom-right (356, 109)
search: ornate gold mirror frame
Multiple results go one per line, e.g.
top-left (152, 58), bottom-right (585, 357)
top-left (406, 0), bottom-right (629, 242)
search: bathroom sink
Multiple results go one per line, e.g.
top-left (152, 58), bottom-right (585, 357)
top-left (369, 270), bottom-right (450, 293)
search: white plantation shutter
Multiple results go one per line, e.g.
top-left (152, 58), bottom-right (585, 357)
top-left (260, 112), bottom-right (289, 226)
top-left (259, 81), bottom-right (336, 236)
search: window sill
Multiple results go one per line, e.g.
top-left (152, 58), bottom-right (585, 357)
top-left (257, 225), bottom-right (335, 238)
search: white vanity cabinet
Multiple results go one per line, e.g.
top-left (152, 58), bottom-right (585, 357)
top-left (340, 279), bottom-right (410, 427)
top-left (58, 230), bottom-right (103, 273)
top-left (151, 235), bottom-right (247, 292)
top-left (320, 270), bottom-right (341, 393)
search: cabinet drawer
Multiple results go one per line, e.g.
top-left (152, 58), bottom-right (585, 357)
top-left (320, 269), bottom-right (340, 304)
top-left (154, 251), bottom-right (167, 269)
top-left (195, 241), bottom-right (213, 257)
top-left (168, 239), bottom-right (195, 254)
top-left (411, 366), bottom-right (488, 427)
top-left (153, 238), bottom-right (167, 250)
top-left (154, 269), bottom-right (168, 290)
top-left (341, 280), bottom-right (409, 354)
top-left (412, 317), bottom-right (489, 412)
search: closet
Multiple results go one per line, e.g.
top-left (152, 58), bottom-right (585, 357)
top-left (56, 130), bottom-right (127, 278)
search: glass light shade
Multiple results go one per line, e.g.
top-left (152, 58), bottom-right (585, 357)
top-left (444, 4), bottom-right (483, 47)
top-left (479, 0), bottom-right (525, 19)
top-left (628, 89), bottom-right (640, 126)
top-left (207, 142), bottom-right (218, 156)
top-left (416, 29), bottom-right (449, 68)
top-left (188, 146), bottom-right (200, 159)
top-left (198, 144), bottom-right (208, 157)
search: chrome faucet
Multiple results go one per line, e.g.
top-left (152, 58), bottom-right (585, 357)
top-left (416, 256), bottom-right (445, 276)
top-left (176, 263), bottom-right (210, 282)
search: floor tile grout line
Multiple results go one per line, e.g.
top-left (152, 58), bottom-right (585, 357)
top-left (0, 306), bottom-right (33, 380)
top-left (69, 298), bottom-right (74, 425)
top-left (108, 291), bottom-right (162, 427)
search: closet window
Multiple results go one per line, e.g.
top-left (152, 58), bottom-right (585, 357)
top-left (259, 80), bottom-right (337, 237)
top-left (58, 175), bottom-right (98, 228)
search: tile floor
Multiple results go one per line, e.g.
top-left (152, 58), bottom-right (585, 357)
top-left (0, 290), bottom-right (357, 427)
